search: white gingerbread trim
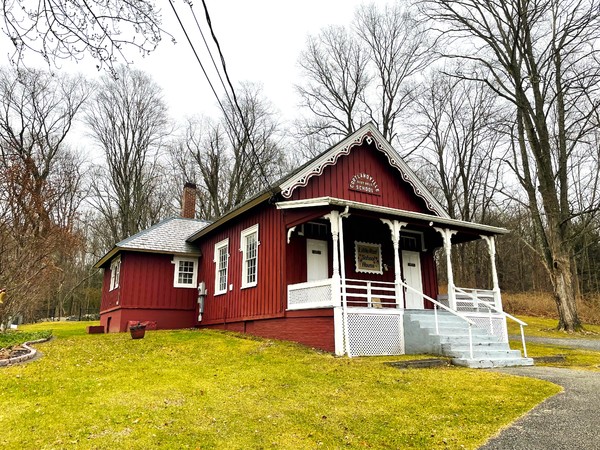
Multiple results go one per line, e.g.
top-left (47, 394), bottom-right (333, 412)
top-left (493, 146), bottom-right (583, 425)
top-left (278, 123), bottom-right (449, 218)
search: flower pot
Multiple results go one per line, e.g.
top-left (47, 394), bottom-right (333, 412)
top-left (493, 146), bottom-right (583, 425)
top-left (129, 325), bottom-right (146, 339)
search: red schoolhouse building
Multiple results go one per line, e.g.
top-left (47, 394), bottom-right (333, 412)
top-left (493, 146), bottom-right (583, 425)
top-left (95, 123), bottom-right (531, 366)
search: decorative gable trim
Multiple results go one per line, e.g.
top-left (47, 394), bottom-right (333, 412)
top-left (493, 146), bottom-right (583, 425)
top-left (278, 123), bottom-right (449, 218)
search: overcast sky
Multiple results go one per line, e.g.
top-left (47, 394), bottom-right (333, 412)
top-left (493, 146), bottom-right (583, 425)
top-left (0, 0), bottom-right (387, 156)
top-left (135, 0), bottom-right (377, 125)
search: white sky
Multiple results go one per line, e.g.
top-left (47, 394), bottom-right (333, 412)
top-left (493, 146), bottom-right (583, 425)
top-left (1, 0), bottom-right (386, 157)
top-left (134, 0), bottom-right (375, 125)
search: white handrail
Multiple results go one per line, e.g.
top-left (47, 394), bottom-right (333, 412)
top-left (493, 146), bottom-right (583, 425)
top-left (454, 286), bottom-right (528, 357)
top-left (396, 279), bottom-right (476, 359)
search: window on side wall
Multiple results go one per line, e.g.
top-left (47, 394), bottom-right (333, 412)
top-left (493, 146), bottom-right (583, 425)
top-left (173, 256), bottom-right (198, 288)
top-left (214, 238), bottom-right (229, 295)
top-left (240, 224), bottom-right (259, 289)
top-left (109, 257), bottom-right (121, 291)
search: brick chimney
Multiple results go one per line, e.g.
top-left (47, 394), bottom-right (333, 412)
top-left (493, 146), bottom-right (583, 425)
top-left (181, 182), bottom-right (197, 219)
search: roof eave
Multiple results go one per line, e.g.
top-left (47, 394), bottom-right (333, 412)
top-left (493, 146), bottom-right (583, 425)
top-left (276, 197), bottom-right (508, 236)
top-left (187, 191), bottom-right (275, 242)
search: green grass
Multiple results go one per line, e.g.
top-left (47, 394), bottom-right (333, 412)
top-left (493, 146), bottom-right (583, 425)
top-left (0, 329), bottom-right (52, 349)
top-left (505, 315), bottom-right (600, 371)
top-left (0, 322), bottom-right (560, 449)
top-left (508, 315), bottom-right (600, 338)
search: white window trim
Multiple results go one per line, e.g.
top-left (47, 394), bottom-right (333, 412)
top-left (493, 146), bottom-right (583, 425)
top-left (172, 256), bottom-right (198, 288)
top-left (214, 238), bottom-right (229, 296)
top-left (109, 257), bottom-right (121, 291)
top-left (240, 224), bottom-right (259, 289)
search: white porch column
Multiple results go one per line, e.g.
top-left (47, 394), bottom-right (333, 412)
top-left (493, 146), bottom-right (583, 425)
top-left (324, 211), bottom-right (341, 307)
top-left (481, 235), bottom-right (503, 311)
top-left (338, 208), bottom-right (351, 356)
top-left (434, 227), bottom-right (458, 310)
top-left (381, 219), bottom-right (408, 308)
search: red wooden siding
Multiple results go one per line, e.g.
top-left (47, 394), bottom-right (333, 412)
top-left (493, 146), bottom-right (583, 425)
top-left (119, 252), bottom-right (198, 310)
top-left (99, 251), bottom-right (199, 332)
top-left (100, 263), bottom-right (120, 311)
top-left (198, 203), bottom-right (286, 325)
top-left (420, 250), bottom-right (439, 308)
top-left (290, 142), bottom-right (431, 213)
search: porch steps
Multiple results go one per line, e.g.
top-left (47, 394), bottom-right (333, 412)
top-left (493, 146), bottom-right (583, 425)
top-left (404, 310), bottom-right (533, 369)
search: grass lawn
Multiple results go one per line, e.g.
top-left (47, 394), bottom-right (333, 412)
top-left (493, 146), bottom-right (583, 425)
top-left (507, 315), bottom-right (600, 338)
top-left (1, 322), bottom-right (559, 449)
top-left (506, 315), bottom-right (600, 371)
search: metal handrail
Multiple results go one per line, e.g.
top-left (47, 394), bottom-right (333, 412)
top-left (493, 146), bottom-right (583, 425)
top-left (396, 279), bottom-right (476, 359)
top-left (454, 286), bottom-right (528, 358)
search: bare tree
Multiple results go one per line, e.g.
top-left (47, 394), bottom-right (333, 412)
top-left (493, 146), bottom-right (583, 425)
top-left (421, 0), bottom-right (600, 331)
top-left (85, 66), bottom-right (170, 244)
top-left (1, 0), bottom-right (167, 73)
top-left (169, 83), bottom-right (287, 219)
top-left (294, 2), bottom-right (434, 151)
top-left (295, 26), bottom-right (370, 150)
top-left (355, 2), bottom-right (434, 141)
top-left (0, 67), bottom-right (87, 328)
top-left (411, 69), bottom-right (503, 223)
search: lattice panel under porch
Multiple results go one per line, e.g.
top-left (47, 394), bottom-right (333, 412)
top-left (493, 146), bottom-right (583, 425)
top-left (346, 313), bottom-right (404, 356)
top-left (467, 315), bottom-right (508, 342)
top-left (288, 284), bottom-right (332, 307)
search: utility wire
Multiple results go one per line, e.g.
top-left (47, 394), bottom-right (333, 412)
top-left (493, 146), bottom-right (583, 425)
top-left (186, 2), bottom-right (233, 108)
top-left (198, 0), bottom-right (276, 195)
top-left (167, 0), bottom-right (227, 117)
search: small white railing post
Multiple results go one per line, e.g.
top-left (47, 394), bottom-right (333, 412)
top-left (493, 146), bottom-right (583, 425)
top-left (520, 324), bottom-right (528, 358)
top-left (434, 305), bottom-right (439, 335)
top-left (468, 325), bottom-right (474, 359)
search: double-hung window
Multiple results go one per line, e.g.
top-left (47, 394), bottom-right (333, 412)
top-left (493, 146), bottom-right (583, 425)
top-left (173, 256), bottom-right (198, 288)
top-left (241, 224), bottom-right (259, 288)
top-left (109, 257), bottom-right (121, 291)
top-left (214, 238), bottom-right (229, 295)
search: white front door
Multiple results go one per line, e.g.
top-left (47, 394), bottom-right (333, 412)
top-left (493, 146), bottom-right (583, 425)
top-left (307, 239), bottom-right (329, 281)
top-left (402, 250), bottom-right (424, 309)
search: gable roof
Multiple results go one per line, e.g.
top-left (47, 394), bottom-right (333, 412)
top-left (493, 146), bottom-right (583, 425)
top-left (278, 122), bottom-right (449, 217)
top-left (94, 217), bottom-right (210, 268)
top-left (187, 123), bottom-right (449, 242)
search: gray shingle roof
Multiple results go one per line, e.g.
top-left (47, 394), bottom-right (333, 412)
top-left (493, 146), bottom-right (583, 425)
top-left (94, 217), bottom-right (210, 268)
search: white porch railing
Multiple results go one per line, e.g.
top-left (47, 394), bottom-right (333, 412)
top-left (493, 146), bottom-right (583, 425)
top-left (454, 286), bottom-right (528, 357)
top-left (438, 287), bottom-right (528, 357)
top-left (287, 279), bottom-right (336, 310)
top-left (343, 279), bottom-right (398, 308)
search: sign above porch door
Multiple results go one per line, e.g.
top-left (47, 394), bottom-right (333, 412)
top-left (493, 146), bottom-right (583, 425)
top-left (306, 239), bottom-right (329, 282)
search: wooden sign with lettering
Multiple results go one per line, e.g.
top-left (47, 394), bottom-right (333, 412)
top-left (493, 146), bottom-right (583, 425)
top-left (349, 172), bottom-right (380, 195)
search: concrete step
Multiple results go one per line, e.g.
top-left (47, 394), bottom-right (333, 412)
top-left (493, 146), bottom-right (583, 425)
top-left (443, 348), bottom-right (523, 359)
top-left (451, 357), bottom-right (534, 369)
top-left (441, 342), bottom-right (511, 353)
top-left (418, 326), bottom-right (489, 336)
top-left (436, 334), bottom-right (500, 345)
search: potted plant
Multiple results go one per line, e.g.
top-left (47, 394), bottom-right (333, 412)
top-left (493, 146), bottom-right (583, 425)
top-left (129, 322), bottom-right (146, 339)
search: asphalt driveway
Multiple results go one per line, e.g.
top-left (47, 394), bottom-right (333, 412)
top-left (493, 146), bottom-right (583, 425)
top-left (479, 366), bottom-right (600, 450)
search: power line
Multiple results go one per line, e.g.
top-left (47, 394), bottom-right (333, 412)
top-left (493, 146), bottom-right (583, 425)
top-left (167, 0), bottom-right (227, 117)
top-left (198, 0), bottom-right (276, 195)
top-left (168, 0), bottom-right (277, 197)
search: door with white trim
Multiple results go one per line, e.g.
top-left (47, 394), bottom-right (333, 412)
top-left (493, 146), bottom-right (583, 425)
top-left (402, 250), bottom-right (424, 309)
top-left (307, 239), bottom-right (328, 281)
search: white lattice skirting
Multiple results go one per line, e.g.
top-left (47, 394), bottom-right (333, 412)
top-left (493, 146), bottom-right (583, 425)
top-left (465, 313), bottom-right (508, 342)
top-left (288, 280), bottom-right (334, 310)
top-left (345, 310), bottom-right (405, 356)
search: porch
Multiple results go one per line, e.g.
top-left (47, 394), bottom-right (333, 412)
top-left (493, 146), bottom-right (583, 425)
top-left (279, 197), bottom-right (530, 366)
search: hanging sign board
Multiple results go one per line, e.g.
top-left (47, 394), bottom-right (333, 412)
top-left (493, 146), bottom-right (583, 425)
top-left (354, 241), bottom-right (383, 274)
top-left (349, 173), bottom-right (380, 195)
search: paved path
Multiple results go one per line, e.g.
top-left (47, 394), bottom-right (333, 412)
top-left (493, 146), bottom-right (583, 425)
top-left (479, 366), bottom-right (600, 450)
top-left (514, 335), bottom-right (600, 351)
